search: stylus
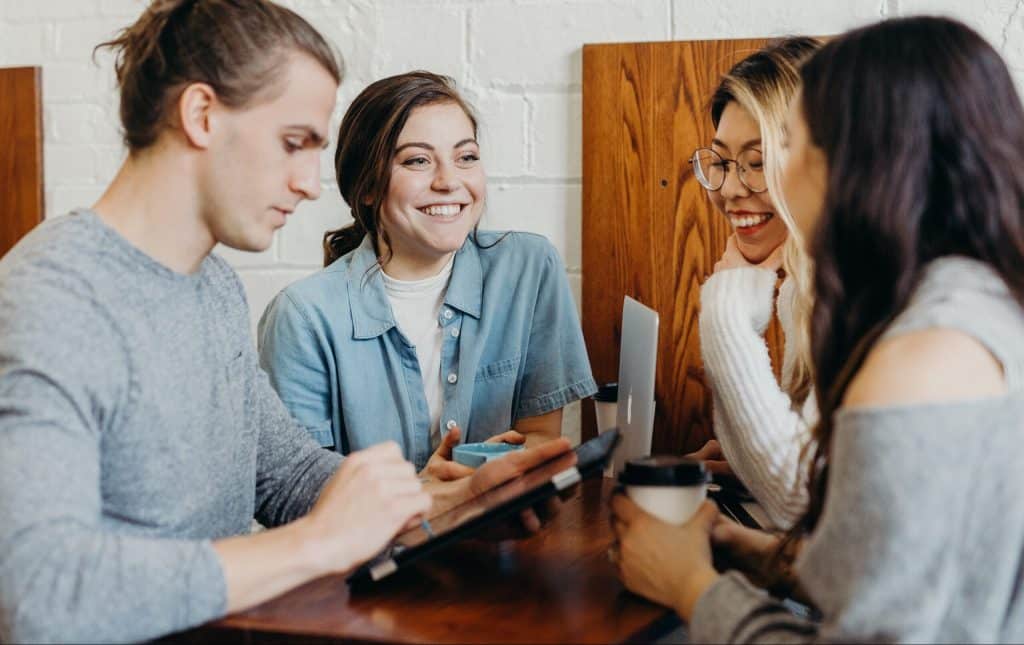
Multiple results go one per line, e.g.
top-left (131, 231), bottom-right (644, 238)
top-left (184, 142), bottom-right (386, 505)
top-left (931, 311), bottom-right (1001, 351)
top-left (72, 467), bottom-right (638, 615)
top-left (421, 518), bottom-right (435, 538)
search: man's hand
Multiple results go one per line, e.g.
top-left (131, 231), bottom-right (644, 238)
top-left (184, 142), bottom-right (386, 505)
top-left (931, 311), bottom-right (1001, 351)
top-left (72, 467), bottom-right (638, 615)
top-left (302, 442), bottom-right (432, 576)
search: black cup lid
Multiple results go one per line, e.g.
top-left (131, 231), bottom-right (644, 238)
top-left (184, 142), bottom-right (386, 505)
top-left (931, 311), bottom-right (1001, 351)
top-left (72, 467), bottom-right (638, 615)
top-left (618, 456), bottom-right (709, 486)
top-left (594, 382), bottom-right (618, 402)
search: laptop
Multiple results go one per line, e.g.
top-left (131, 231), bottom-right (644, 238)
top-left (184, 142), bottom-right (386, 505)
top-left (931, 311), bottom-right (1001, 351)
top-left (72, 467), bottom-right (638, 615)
top-left (610, 296), bottom-right (659, 476)
top-left (608, 296), bottom-right (762, 530)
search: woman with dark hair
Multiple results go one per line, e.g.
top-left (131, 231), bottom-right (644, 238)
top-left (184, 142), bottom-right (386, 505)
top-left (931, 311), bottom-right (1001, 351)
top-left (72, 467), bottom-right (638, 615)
top-left (258, 71), bottom-right (596, 477)
top-left (610, 16), bottom-right (1024, 642)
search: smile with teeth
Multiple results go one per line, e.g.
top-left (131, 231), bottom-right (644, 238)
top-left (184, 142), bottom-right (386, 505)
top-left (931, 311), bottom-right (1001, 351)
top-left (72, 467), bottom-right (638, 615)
top-left (420, 204), bottom-right (464, 218)
top-left (731, 212), bottom-right (773, 229)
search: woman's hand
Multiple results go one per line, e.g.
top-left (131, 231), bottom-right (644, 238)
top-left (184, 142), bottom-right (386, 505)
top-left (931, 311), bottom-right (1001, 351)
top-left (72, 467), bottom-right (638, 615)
top-left (710, 514), bottom-right (780, 585)
top-left (424, 436), bottom-right (574, 534)
top-left (419, 426), bottom-right (526, 482)
top-left (714, 235), bottom-right (784, 273)
top-left (684, 439), bottom-right (732, 476)
top-left (467, 435), bottom-right (568, 498)
top-left (610, 494), bottom-right (720, 621)
top-left (711, 517), bottom-right (806, 599)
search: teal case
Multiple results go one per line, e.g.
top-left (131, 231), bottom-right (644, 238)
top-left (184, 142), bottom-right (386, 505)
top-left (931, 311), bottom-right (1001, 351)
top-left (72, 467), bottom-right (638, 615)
top-left (452, 442), bottom-right (524, 468)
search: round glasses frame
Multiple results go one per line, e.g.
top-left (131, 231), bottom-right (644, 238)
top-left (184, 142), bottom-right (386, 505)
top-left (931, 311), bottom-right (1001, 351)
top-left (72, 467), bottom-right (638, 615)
top-left (688, 147), bottom-right (768, 194)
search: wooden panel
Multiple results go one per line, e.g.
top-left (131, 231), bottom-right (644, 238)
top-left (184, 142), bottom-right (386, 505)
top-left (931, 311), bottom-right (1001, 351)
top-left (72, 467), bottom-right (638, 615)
top-left (582, 40), bottom-right (785, 454)
top-left (0, 67), bottom-right (45, 258)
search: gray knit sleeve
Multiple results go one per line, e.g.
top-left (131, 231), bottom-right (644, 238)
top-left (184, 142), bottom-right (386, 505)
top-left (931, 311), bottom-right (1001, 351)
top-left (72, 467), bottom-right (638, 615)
top-left (690, 397), bottom-right (1024, 642)
top-left (250, 353), bottom-right (343, 527)
top-left (0, 283), bottom-right (227, 643)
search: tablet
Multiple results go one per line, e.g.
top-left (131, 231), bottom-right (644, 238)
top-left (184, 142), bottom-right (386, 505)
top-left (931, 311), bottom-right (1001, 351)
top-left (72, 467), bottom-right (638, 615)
top-left (348, 429), bottom-right (621, 586)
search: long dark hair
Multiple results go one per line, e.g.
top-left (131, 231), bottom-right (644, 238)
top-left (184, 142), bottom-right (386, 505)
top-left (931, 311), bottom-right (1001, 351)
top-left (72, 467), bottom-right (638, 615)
top-left (324, 71), bottom-right (479, 266)
top-left (795, 16), bottom-right (1024, 539)
top-left (96, 0), bottom-right (341, 152)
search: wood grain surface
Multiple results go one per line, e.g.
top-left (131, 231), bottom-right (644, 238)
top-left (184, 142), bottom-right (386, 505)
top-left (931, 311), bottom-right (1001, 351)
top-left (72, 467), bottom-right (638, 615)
top-left (171, 478), bottom-right (678, 644)
top-left (0, 67), bottom-right (44, 258)
top-left (582, 39), bottom-right (785, 454)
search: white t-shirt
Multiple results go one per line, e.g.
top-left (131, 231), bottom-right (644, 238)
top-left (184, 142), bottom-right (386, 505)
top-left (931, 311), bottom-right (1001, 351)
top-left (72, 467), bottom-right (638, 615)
top-left (381, 256), bottom-right (455, 450)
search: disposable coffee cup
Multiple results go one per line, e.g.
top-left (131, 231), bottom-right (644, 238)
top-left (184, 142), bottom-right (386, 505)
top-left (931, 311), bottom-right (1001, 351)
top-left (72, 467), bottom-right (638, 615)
top-left (618, 456), bottom-right (709, 525)
top-left (593, 382), bottom-right (618, 435)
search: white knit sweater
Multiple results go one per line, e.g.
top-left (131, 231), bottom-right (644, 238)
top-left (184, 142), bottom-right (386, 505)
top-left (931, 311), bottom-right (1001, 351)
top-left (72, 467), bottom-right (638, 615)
top-left (699, 267), bottom-right (816, 528)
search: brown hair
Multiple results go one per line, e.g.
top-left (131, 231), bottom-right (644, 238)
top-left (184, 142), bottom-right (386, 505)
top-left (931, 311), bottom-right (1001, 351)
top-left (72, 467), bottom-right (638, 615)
top-left (96, 0), bottom-right (342, 152)
top-left (324, 71), bottom-right (479, 266)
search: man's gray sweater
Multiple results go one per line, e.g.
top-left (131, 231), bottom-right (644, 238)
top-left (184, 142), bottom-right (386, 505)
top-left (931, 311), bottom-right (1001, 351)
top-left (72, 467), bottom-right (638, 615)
top-left (0, 211), bottom-right (342, 642)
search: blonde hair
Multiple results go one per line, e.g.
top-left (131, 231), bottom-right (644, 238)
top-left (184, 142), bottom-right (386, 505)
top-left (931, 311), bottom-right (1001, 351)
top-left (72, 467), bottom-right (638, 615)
top-left (710, 37), bottom-right (821, 408)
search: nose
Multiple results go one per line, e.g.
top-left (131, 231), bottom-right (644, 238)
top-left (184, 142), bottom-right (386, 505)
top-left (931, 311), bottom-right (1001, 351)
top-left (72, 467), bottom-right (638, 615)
top-left (719, 163), bottom-right (749, 200)
top-left (432, 162), bottom-right (460, 192)
top-left (290, 153), bottom-right (321, 201)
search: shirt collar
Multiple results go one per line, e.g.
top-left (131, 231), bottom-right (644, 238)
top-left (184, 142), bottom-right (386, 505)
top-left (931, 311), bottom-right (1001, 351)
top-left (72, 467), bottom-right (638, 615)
top-left (345, 236), bottom-right (396, 340)
top-left (444, 235), bottom-right (483, 320)
top-left (346, 234), bottom-right (484, 339)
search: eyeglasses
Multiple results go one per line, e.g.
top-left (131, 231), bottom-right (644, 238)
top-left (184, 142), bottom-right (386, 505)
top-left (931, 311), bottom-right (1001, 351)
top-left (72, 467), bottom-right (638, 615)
top-left (689, 147), bottom-right (767, 194)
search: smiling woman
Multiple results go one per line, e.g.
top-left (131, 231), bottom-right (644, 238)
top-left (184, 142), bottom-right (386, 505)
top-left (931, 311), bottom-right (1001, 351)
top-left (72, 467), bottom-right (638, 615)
top-left (691, 37), bottom-right (822, 530)
top-left (377, 101), bottom-right (487, 279)
top-left (257, 71), bottom-right (597, 476)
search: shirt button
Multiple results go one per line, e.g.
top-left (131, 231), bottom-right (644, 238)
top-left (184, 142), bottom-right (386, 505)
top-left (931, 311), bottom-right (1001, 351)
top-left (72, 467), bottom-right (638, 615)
top-left (447, 373), bottom-right (458, 384)
top-left (442, 309), bottom-right (454, 320)
top-left (445, 419), bottom-right (457, 430)
top-left (450, 327), bottom-right (460, 338)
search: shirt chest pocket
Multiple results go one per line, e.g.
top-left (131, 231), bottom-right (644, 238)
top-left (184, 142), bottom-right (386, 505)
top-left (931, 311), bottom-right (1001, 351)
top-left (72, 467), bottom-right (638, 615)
top-left (470, 354), bottom-right (520, 439)
top-left (475, 355), bottom-right (520, 382)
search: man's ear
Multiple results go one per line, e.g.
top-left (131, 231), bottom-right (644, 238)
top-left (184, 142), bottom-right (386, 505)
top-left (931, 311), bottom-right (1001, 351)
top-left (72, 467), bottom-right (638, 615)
top-left (178, 82), bottom-right (218, 150)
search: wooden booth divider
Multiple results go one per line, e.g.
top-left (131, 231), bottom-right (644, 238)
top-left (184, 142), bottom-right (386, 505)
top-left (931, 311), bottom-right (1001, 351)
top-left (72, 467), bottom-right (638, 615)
top-left (581, 39), bottom-right (786, 454)
top-left (1, 66), bottom-right (45, 258)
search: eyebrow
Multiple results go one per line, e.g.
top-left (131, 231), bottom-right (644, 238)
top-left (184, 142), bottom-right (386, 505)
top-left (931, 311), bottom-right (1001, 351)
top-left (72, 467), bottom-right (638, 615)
top-left (286, 126), bottom-right (329, 150)
top-left (711, 137), bottom-right (762, 152)
top-left (395, 138), bottom-right (479, 154)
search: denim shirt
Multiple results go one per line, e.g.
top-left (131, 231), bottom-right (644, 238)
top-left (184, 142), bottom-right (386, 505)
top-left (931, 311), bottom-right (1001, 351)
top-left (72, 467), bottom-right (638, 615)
top-left (257, 231), bottom-right (597, 470)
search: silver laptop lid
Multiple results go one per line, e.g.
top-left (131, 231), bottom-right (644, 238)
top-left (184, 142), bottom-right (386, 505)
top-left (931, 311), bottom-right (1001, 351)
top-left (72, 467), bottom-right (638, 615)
top-left (611, 296), bottom-right (659, 476)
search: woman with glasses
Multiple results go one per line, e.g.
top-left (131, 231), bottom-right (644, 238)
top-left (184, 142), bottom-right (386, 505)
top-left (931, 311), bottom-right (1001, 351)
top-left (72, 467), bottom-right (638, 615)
top-left (691, 37), bottom-right (821, 530)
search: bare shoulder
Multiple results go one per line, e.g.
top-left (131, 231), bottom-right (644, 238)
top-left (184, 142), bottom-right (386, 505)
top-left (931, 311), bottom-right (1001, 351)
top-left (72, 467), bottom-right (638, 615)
top-left (842, 328), bottom-right (1007, 409)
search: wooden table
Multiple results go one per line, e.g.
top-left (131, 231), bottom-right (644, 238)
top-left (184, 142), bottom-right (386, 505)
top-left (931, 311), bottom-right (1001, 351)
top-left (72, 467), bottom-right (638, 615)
top-left (172, 478), bottom-right (679, 644)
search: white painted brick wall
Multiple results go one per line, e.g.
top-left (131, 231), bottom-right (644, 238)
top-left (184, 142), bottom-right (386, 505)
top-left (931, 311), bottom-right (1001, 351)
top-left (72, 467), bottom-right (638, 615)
top-left (671, 0), bottom-right (886, 38)
top-left (4, 0), bottom-right (1024, 444)
top-left (470, 2), bottom-right (670, 89)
